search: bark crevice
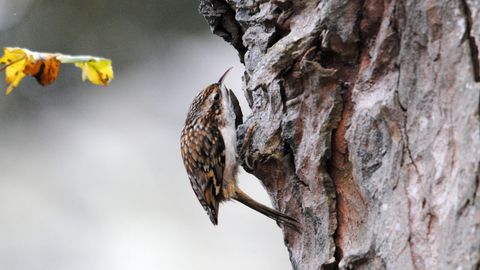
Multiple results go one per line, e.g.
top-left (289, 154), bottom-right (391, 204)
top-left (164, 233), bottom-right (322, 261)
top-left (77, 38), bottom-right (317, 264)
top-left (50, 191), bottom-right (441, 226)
top-left (460, 0), bottom-right (480, 82)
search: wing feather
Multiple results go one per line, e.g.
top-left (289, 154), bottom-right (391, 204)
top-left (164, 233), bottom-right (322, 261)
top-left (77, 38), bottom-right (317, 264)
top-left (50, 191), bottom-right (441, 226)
top-left (181, 123), bottom-right (225, 225)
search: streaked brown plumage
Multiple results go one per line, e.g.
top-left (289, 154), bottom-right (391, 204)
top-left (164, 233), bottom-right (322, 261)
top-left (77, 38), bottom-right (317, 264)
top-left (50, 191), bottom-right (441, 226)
top-left (180, 68), bottom-right (301, 231)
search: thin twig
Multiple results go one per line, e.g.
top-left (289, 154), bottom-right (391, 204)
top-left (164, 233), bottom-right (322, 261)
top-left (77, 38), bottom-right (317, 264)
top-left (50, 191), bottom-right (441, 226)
top-left (0, 56), bottom-right (26, 73)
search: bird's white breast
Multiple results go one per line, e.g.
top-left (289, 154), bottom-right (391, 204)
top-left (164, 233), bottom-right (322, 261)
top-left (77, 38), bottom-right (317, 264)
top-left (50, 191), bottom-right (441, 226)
top-left (219, 87), bottom-right (238, 187)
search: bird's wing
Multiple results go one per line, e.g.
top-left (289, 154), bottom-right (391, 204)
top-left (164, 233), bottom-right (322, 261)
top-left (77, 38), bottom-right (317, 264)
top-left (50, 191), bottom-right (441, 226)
top-left (181, 124), bottom-right (225, 225)
top-left (228, 89), bottom-right (243, 129)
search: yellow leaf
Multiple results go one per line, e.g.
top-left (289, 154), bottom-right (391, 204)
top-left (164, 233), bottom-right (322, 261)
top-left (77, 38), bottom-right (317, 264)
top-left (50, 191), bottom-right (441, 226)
top-left (0, 48), bottom-right (28, 94)
top-left (74, 59), bottom-right (113, 86)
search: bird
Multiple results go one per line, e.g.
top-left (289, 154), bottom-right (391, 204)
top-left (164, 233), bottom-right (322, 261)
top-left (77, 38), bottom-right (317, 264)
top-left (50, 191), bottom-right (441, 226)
top-left (180, 68), bottom-right (301, 232)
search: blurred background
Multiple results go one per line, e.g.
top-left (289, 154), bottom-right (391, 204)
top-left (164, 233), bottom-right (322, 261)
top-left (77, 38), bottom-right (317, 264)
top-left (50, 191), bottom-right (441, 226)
top-left (0, 1), bottom-right (292, 269)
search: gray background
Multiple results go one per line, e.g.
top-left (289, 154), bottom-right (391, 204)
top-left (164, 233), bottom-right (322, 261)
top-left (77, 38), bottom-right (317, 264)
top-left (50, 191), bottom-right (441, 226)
top-left (0, 0), bottom-right (291, 269)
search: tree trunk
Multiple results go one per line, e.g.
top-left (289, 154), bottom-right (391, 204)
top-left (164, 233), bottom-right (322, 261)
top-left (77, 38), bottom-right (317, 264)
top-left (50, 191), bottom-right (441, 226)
top-left (199, 0), bottom-right (480, 269)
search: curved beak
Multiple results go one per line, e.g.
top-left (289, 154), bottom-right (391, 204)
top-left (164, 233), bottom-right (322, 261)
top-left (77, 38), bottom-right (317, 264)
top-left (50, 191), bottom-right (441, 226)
top-left (217, 67), bottom-right (233, 87)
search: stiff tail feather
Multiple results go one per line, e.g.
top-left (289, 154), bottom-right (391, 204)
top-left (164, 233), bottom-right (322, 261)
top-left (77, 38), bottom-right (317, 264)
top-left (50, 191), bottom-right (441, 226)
top-left (233, 189), bottom-right (302, 232)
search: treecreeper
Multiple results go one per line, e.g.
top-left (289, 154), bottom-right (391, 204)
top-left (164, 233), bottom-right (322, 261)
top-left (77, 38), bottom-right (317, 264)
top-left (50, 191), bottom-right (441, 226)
top-left (180, 68), bottom-right (301, 232)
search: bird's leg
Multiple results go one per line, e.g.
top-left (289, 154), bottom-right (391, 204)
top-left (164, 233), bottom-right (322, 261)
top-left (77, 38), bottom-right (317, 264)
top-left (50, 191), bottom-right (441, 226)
top-left (240, 121), bottom-right (258, 171)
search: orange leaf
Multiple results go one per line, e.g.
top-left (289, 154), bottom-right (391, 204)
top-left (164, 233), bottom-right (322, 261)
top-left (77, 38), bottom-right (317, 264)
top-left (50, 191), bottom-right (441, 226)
top-left (23, 52), bottom-right (60, 86)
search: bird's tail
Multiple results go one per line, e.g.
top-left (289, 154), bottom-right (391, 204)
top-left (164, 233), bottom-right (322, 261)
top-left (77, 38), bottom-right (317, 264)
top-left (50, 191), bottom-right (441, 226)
top-left (233, 189), bottom-right (302, 232)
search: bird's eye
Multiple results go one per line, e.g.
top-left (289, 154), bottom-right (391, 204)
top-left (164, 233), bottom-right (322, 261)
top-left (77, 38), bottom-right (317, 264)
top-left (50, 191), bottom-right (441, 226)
top-left (213, 93), bottom-right (220, 101)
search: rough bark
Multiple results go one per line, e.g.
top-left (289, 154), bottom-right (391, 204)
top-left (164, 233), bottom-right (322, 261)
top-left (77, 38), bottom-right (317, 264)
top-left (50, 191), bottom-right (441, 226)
top-left (199, 0), bottom-right (480, 269)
